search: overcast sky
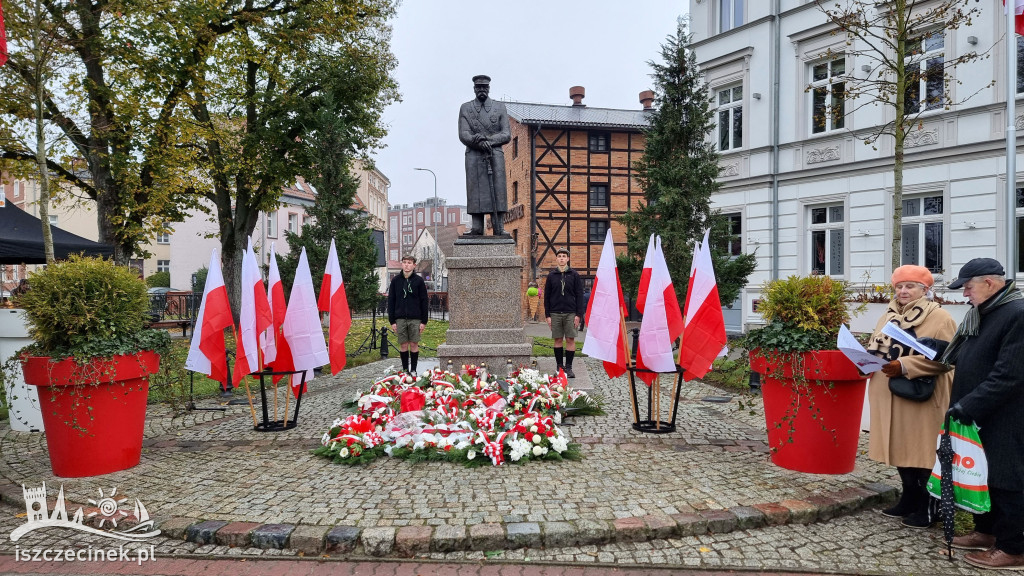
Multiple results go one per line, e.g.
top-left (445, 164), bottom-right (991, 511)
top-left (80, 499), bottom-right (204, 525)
top-left (374, 1), bottom-right (687, 208)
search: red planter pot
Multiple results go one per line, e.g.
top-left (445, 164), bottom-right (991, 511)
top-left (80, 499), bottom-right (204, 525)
top-left (749, 349), bottom-right (867, 475)
top-left (21, 351), bottom-right (160, 478)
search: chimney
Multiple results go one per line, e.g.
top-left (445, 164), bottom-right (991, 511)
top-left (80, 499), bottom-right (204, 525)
top-left (569, 86), bottom-right (585, 107)
top-left (639, 90), bottom-right (655, 110)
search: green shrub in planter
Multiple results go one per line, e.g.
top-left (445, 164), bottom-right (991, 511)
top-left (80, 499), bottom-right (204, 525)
top-left (16, 255), bottom-right (169, 360)
top-left (746, 275), bottom-right (858, 353)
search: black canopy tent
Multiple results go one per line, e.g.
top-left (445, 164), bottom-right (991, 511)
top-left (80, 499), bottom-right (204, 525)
top-left (0, 201), bottom-right (114, 264)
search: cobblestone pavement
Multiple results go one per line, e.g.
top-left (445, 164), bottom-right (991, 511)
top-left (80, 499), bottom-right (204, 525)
top-left (0, 356), bottom-right (982, 574)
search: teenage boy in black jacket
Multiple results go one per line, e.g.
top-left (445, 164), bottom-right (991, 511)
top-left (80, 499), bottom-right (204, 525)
top-left (544, 248), bottom-right (585, 377)
top-left (387, 255), bottom-right (429, 375)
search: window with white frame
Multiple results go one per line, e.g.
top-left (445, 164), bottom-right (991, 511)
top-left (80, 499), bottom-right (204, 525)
top-left (390, 217), bottom-right (398, 240)
top-left (809, 204), bottom-right (845, 276)
top-left (717, 85), bottom-right (743, 151)
top-left (433, 211), bottom-right (441, 224)
top-left (266, 211), bottom-right (278, 238)
top-left (810, 58), bottom-right (846, 134)
top-left (288, 213), bottom-right (298, 234)
top-left (904, 31), bottom-right (944, 114)
top-left (13, 181), bottom-right (20, 198)
top-left (719, 0), bottom-right (743, 33)
top-left (156, 230), bottom-right (170, 244)
top-left (48, 215), bottom-right (58, 227)
top-left (723, 212), bottom-right (743, 257)
top-left (157, 260), bottom-right (170, 273)
top-left (417, 212), bottom-right (423, 224)
top-left (390, 249), bottom-right (398, 261)
top-left (901, 194), bottom-right (944, 273)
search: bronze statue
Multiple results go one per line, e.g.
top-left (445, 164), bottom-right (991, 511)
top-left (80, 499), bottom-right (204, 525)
top-left (458, 75), bottom-right (511, 236)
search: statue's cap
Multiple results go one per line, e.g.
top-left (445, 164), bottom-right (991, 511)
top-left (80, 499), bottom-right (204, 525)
top-left (472, 75), bottom-right (491, 85)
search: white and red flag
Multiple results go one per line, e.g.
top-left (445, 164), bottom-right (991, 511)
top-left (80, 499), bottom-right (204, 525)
top-left (318, 239), bottom-right (352, 374)
top-left (635, 234), bottom-right (655, 313)
top-left (678, 229), bottom-right (728, 381)
top-left (185, 250), bottom-right (234, 388)
top-left (582, 229), bottom-right (629, 378)
top-left (635, 237), bottom-right (684, 385)
top-left (281, 247), bottom-right (329, 395)
top-left (262, 243), bottom-right (285, 365)
top-left (233, 238), bottom-right (272, 386)
top-left (1006, 1), bottom-right (1024, 36)
top-left (0, 0), bottom-right (8, 68)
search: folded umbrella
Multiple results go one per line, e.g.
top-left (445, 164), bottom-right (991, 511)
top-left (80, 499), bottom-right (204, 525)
top-left (936, 414), bottom-right (956, 560)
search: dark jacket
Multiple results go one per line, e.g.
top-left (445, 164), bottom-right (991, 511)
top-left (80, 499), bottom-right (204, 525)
top-left (949, 287), bottom-right (1024, 490)
top-left (543, 267), bottom-right (585, 318)
top-left (387, 272), bottom-right (429, 325)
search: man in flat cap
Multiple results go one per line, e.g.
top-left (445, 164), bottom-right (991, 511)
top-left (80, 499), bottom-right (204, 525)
top-left (458, 75), bottom-right (511, 236)
top-left (925, 258), bottom-right (1024, 569)
top-left (544, 248), bottom-right (585, 377)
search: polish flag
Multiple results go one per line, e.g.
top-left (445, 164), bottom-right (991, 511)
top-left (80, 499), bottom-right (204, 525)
top-left (281, 248), bottom-right (329, 394)
top-left (678, 229), bottom-right (727, 381)
top-left (1006, 1), bottom-right (1024, 36)
top-left (0, 0), bottom-right (8, 68)
top-left (233, 238), bottom-right (272, 386)
top-left (636, 237), bottom-right (684, 385)
top-left (184, 250), bottom-right (234, 387)
top-left (635, 234), bottom-right (656, 314)
top-left (582, 229), bottom-right (629, 378)
top-left (318, 239), bottom-right (352, 374)
top-left (261, 243), bottom-right (284, 365)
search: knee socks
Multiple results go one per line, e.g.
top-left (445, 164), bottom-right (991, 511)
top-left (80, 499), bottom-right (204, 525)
top-left (400, 350), bottom-right (409, 372)
top-left (565, 350), bottom-right (575, 369)
top-left (554, 347), bottom-right (564, 369)
top-left (411, 351), bottom-right (418, 372)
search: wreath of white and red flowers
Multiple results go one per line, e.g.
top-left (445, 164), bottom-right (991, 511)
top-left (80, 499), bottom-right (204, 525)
top-left (313, 367), bottom-right (601, 466)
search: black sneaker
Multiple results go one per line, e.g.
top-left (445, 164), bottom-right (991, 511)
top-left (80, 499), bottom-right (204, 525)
top-left (566, 368), bottom-right (576, 378)
top-left (880, 499), bottom-right (915, 518)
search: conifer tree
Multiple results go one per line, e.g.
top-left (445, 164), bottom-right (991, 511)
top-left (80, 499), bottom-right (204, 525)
top-left (619, 20), bottom-right (756, 306)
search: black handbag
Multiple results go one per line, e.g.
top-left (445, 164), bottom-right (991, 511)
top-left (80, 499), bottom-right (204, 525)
top-left (888, 375), bottom-right (936, 402)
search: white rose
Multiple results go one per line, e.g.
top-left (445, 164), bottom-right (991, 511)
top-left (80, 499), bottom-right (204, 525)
top-left (467, 450), bottom-right (476, 460)
top-left (522, 418), bottom-right (533, 427)
top-left (339, 448), bottom-right (350, 458)
top-left (532, 445), bottom-right (543, 456)
top-left (532, 435), bottom-right (542, 444)
top-left (530, 425), bottom-right (538, 433)
top-left (554, 412), bottom-right (562, 424)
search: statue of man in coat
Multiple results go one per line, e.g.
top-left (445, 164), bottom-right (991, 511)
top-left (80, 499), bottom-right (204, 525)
top-left (458, 75), bottom-right (511, 237)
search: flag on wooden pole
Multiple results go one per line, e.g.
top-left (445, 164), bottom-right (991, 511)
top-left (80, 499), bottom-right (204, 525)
top-left (318, 239), bottom-right (352, 374)
top-left (233, 238), bottom-right (272, 386)
top-left (185, 250), bottom-right (233, 387)
top-left (678, 229), bottom-right (727, 381)
top-left (281, 248), bottom-right (329, 395)
top-left (582, 229), bottom-right (629, 378)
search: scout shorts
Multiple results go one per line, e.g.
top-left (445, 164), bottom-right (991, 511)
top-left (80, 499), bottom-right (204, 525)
top-left (549, 312), bottom-right (577, 339)
top-left (395, 318), bottom-right (422, 344)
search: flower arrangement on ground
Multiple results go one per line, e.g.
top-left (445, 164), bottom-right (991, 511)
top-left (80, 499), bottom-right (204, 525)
top-left (313, 367), bottom-right (604, 467)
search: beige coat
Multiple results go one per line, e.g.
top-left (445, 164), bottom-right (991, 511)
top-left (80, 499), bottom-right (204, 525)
top-left (867, 301), bottom-right (956, 468)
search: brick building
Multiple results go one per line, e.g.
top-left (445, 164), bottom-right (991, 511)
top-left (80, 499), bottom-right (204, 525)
top-left (503, 87), bottom-right (653, 317)
top-left (387, 198), bottom-right (467, 263)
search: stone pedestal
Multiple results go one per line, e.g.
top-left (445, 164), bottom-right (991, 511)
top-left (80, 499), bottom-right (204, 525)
top-left (437, 238), bottom-right (532, 377)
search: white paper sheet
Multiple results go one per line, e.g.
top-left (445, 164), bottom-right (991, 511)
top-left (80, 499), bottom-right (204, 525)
top-left (837, 325), bottom-right (888, 373)
top-left (880, 322), bottom-right (937, 359)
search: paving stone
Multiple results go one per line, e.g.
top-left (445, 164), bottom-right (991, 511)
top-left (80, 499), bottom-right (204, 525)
top-left (752, 502), bottom-right (790, 526)
top-left (468, 523), bottom-right (504, 551)
top-left (158, 517), bottom-right (201, 540)
top-left (324, 525), bottom-right (360, 553)
top-left (185, 519), bottom-right (229, 545)
top-left (863, 482), bottom-right (899, 507)
top-left (394, 525), bottom-right (432, 557)
top-left (431, 524), bottom-right (467, 553)
top-left (214, 522), bottom-right (262, 548)
top-left (541, 521), bottom-right (576, 548)
top-left (612, 516), bottom-right (647, 542)
top-left (289, 524), bottom-right (328, 555)
top-left (670, 512), bottom-right (707, 536)
top-left (250, 524), bottom-right (294, 550)
top-left (729, 506), bottom-right (766, 530)
top-left (641, 514), bottom-right (677, 539)
top-left (805, 495), bottom-right (842, 522)
top-left (360, 526), bottom-right (396, 556)
top-left (831, 486), bottom-right (874, 513)
top-left (779, 499), bottom-right (817, 524)
top-left (506, 522), bottom-right (541, 548)
top-left (574, 518), bottom-right (613, 544)
top-left (700, 509), bottom-right (738, 534)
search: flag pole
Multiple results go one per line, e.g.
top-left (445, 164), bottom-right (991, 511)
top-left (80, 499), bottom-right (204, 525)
top-left (654, 374), bottom-right (660, 430)
top-left (621, 315), bottom-right (639, 424)
top-left (1008, 0), bottom-right (1019, 278)
top-left (283, 375), bottom-right (292, 427)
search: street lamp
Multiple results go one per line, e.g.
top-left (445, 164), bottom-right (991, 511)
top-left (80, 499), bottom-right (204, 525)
top-left (413, 167), bottom-right (438, 289)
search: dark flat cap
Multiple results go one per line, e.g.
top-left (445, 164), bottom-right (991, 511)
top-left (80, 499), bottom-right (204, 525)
top-left (472, 75), bottom-right (491, 85)
top-left (555, 247), bottom-right (570, 256)
top-left (948, 257), bottom-right (1005, 289)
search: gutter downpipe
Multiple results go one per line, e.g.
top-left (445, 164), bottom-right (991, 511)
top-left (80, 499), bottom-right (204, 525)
top-left (530, 122), bottom-right (539, 282)
top-left (770, 0), bottom-right (781, 281)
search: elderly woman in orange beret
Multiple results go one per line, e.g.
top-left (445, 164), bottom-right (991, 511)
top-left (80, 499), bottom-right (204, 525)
top-left (866, 265), bottom-right (955, 528)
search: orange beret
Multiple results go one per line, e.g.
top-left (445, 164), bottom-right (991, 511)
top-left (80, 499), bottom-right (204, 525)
top-left (891, 265), bottom-right (934, 288)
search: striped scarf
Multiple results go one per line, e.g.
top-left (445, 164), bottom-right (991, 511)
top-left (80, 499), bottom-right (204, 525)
top-left (939, 281), bottom-right (1023, 365)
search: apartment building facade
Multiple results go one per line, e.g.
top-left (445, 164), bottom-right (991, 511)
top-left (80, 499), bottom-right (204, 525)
top-left (690, 0), bottom-right (1024, 332)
